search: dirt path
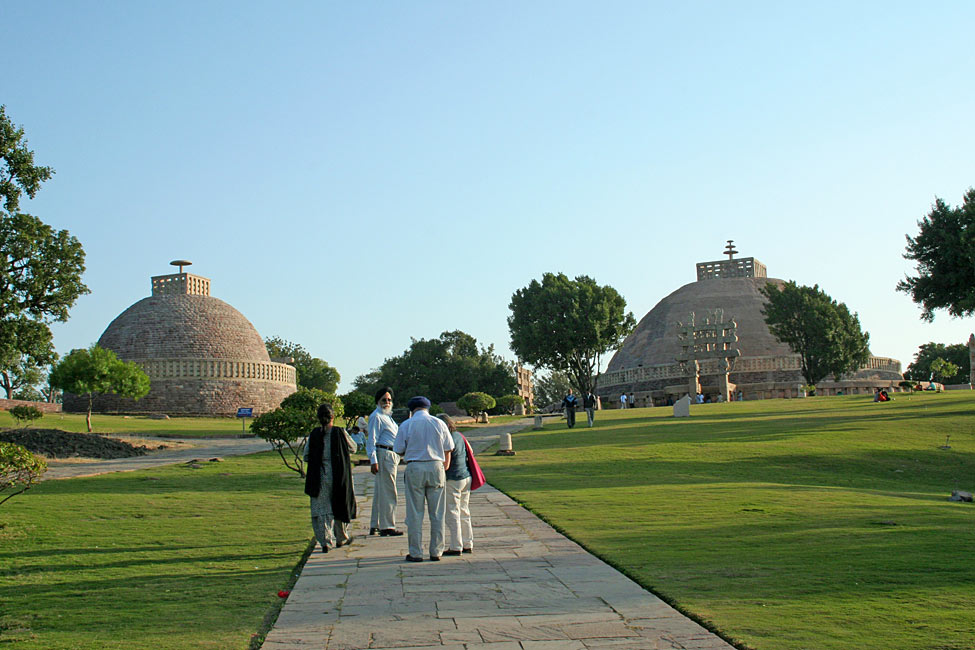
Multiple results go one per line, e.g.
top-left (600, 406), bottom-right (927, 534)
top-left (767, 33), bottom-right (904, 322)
top-left (42, 436), bottom-right (272, 480)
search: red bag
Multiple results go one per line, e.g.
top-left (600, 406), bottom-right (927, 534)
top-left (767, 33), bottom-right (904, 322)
top-left (464, 435), bottom-right (486, 491)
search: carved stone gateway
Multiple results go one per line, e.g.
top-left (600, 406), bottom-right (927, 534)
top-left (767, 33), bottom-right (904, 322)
top-left (676, 309), bottom-right (740, 402)
top-left (969, 334), bottom-right (975, 386)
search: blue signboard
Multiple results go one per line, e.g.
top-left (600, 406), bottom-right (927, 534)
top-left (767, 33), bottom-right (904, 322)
top-left (236, 407), bottom-right (253, 418)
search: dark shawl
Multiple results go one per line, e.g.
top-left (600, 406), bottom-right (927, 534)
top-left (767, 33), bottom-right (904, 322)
top-left (303, 426), bottom-right (357, 522)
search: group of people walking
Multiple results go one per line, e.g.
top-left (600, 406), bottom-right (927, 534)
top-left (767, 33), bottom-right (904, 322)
top-left (561, 389), bottom-right (598, 428)
top-left (303, 386), bottom-right (481, 561)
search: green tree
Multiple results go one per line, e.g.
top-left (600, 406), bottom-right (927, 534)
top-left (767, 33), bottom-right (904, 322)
top-left (1, 105), bottom-right (54, 214)
top-left (9, 405), bottom-right (43, 427)
top-left (457, 392), bottom-right (496, 419)
top-left (339, 390), bottom-right (374, 425)
top-left (929, 358), bottom-right (961, 384)
top-left (904, 342), bottom-right (970, 382)
top-left (533, 370), bottom-right (574, 408)
top-left (760, 282), bottom-right (871, 387)
top-left (265, 337), bottom-right (340, 393)
top-left (49, 345), bottom-right (151, 432)
top-left (1, 108), bottom-right (88, 399)
top-left (494, 394), bottom-right (525, 415)
top-left (0, 442), bottom-right (47, 507)
top-left (897, 188), bottom-right (975, 321)
top-left (353, 330), bottom-right (516, 404)
top-left (250, 387), bottom-right (343, 477)
top-left (508, 273), bottom-right (635, 396)
top-left (1, 353), bottom-right (45, 401)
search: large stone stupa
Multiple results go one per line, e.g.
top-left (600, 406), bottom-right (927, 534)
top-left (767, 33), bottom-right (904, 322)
top-left (63, 261), bottom-right (297, 416)
top-left (598, 243), bottom-right (902, 405)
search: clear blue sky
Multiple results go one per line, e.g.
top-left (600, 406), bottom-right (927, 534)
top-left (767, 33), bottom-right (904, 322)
top-left (4, 2), bottom-right (975, 392)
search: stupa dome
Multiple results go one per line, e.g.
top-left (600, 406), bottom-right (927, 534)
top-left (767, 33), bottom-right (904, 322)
top-left (98, 295), bottom-right (271, 363)
top-left (63, 264), bottom-right (296, 416)
top-left (598, 243), bottom-right (902, 404)
top-left (606, 277), bottom-right (791, 371)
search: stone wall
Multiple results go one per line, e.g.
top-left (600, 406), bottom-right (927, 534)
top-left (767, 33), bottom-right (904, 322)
top-left (0, 398), bottom-right (62, 413)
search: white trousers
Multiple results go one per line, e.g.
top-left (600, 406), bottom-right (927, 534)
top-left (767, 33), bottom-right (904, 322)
top-left (404, 460), bottom-right (446, 558)
top-left (370, 448), bottom-right (399, 530)
top-left (445, 477), bottom-right (473, 551)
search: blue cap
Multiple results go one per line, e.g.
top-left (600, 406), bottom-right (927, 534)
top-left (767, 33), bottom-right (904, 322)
top-left (407, 396), bottom-right (431, 411)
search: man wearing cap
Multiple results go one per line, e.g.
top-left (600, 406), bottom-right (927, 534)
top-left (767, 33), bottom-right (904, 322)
top-left (393, 396), bottom-right (455, 562)
top-left (366, 387), bottom-right (404, 537)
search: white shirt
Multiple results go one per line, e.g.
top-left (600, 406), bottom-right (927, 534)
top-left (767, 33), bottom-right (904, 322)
top-left (393, 410), bottom-right (455, 462)
top-left (366, 406), bottom-right (399, 464)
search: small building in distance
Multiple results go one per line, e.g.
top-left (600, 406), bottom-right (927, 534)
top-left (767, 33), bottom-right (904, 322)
top-left (515, 363), bottom-right (534, 414)
top-left (63, 262), bottom-right (297, 416)
top-left (598, 243), bottom-right (903, 406)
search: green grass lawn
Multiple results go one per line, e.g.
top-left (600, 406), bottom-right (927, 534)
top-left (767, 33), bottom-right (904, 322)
top-left (0, 410), bottom-right (251, 438)
top-left (479, 392), bottom-right (975, 650)
top-left (0, 452), bottom-right (311, 649)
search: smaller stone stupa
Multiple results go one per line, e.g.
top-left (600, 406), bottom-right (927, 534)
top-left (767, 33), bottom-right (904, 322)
top-left (63, 261), bottom-right (297, 416)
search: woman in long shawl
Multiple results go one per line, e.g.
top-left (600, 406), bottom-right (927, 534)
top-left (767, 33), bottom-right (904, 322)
top-left (304, 403), bottom-right (357, 553)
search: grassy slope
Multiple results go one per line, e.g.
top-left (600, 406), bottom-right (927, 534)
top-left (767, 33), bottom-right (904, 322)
top-left (0, 452), bottom-right (310, 649)
top-left (479, 393), bottom-right (975, 650)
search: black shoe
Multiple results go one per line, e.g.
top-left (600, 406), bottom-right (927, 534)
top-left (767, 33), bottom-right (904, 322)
top-left (379, 529), bottom-right (405, 537)
top-left (443, 549), bottom-right (462, 556)
top-left (369, 528), bottom-right (380, 536)
top-left (429, 556), bottom-right (441, 561)
top-left (337, 536), bottom-right (354, 548)
top-left (321, 545), bottom-right (329, 554)
top-left (462, 548), bottom-right (473, 554)
top-left (405, 554), bottom-right (423, 562)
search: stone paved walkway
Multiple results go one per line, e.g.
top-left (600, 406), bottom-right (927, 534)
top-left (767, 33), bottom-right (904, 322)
top-left (263, 421), bottom-right (733, 650)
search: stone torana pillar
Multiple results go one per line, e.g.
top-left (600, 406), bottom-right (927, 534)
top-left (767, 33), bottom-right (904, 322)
top-left (969, 334), bottom-right (975, 386)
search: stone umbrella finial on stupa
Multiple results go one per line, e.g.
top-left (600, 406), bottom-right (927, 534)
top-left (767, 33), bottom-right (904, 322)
top-left (724, 241), bottom-right (738, 260)
top-left (170, 259), bottom-right (192, 274)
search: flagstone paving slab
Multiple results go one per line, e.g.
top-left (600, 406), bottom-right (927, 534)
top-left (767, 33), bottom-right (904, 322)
top-left (262, 421), bottom-right (735, 650)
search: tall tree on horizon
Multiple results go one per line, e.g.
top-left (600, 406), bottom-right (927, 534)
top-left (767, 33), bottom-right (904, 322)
top-left (760, 281), bottom-right (870, 387)
top-left (508, 273), bottom-right (635, 397)
top-left (898, 188), bottom-right (975, 321)
top-left (0, 106), bottom-right (88, 399)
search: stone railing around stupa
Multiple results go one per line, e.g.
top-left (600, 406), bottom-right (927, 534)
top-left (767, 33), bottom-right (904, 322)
top-left (598, 354), bottom-right (901, 389)
top-left (132, 358), bottom-right (297, 384)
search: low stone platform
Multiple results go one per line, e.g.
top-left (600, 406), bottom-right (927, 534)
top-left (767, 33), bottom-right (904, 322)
top-left (263, 422), bottom-right (733, 650)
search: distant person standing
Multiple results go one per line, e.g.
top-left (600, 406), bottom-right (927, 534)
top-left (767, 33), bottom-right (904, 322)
top-left (438, 414), bottom-right (474, 556)
top-left (394, 396), bottom-right (454, 562)
top-left (620, 393), bottom-right (628, 409)
top-left (583, 391), bottom-right (597, 427)
top-left (366, 387), bottom-right (403, 537)
top-left (562, 390), bottom-right (579, 428)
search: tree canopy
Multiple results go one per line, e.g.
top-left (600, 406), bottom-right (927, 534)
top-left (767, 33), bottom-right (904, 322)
top-left (353, 330), bottom-right (516, 404)
top-left (457, 392), bottom-right (496, 418)
top-left (1, 105), bottom-right (54, 214)
top-left (265, 337), bottom-right (340, 393)
top-left (250, 387), bottom-right (344, 477)
top-left (904, 342), bottom-right (969, 382)
top-left (339, 390), bottom-right (374, 425)
top-left (508, 273), bottom-right (635, 396)
top-left (897, 188), bottom-right (975, 321)
top-left (929, 358), bottom-right (961, 384)
top-left (49, 345), bottom-right (150, 432)
top-left (760, 282), bottom-right (870, 387)
top-left (1, 107), bottom-right (87, 400)
top-left (533, 369), bottom-right (574, 408)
